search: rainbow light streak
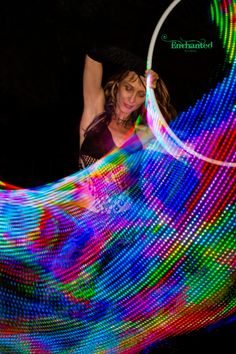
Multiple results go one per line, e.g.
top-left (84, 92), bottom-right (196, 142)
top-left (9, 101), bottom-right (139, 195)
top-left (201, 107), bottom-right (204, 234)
top-left (0, 0), bottom-right (235, 353)
top-left (211, 0), bottom-right (236, 62)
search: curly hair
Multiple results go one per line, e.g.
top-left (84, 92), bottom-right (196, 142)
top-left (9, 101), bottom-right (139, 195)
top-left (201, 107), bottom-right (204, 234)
top-left (84, 70), bottom-right (176, 137)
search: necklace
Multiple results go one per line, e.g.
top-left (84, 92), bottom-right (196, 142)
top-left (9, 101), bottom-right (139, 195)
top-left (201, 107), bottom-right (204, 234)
top-left (115, 115), bottom-right (133, 128)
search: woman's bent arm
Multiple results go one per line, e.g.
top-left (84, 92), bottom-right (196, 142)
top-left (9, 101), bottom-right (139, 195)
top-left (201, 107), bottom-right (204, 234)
top-left (80, 55), bottom-right (105, 147)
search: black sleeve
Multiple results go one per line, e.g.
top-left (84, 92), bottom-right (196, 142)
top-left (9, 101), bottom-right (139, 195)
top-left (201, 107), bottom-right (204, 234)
top-left (87, 44), bottom-right (146, 75)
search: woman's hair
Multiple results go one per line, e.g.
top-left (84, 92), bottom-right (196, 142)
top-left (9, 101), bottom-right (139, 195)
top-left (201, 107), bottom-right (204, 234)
top-left (84, 70), bottom-right (176, 137)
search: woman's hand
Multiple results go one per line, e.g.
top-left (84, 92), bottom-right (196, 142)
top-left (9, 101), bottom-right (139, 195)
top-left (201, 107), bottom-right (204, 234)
top-left (145, 69), bottom-right (159, 89)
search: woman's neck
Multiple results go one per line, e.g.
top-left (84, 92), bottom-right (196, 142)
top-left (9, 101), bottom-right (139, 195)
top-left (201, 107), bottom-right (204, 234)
top-left (112, 113), bottom-right (133, 129)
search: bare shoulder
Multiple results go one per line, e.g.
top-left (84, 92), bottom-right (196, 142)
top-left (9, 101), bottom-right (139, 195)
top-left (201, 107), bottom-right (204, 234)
top-left (135, 124), bottom-right (155, 145)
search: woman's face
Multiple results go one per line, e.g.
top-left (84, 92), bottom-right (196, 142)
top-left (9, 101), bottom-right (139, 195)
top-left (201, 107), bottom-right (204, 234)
top-left (115, 72), bottom-right (146, 117)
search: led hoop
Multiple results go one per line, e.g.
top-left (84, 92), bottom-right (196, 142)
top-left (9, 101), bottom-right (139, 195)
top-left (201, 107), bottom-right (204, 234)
top-left (147, 0), bottom-right (236, 168)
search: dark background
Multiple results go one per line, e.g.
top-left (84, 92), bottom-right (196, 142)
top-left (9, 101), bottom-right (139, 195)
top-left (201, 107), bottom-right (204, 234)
top-left (0, 0), bottom-right (228, 188)
top-left (0, 0), bottom-right (234, 352)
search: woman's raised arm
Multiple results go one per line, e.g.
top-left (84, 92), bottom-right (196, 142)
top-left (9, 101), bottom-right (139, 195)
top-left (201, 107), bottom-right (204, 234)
top-left (80, 55), bottom-right (105, 147)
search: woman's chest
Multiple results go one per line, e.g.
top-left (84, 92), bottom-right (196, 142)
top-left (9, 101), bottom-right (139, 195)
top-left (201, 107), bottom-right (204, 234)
top-left (108, 124), bottom-right (134, 148)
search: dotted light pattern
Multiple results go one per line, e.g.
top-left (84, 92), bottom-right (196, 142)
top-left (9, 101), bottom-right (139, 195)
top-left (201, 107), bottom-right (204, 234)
top-left (210, 0), bottom-right (236, 63)
top-left (0, 1), bottom-right (235, 353)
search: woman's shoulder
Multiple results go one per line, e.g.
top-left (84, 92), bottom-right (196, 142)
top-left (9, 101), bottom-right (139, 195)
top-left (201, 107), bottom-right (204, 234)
top-left (135, 124), bottom-right (155, 146)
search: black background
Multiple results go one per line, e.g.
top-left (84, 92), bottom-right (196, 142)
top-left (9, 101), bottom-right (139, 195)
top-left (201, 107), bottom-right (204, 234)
top-left (0, 0), bottom-right (228, 188)
top-left (0, 1), bottom-right (235, 352)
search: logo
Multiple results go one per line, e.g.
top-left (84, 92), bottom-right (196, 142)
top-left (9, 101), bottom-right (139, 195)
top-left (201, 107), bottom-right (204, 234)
top-left (161, 34), bottom-right (213, 52)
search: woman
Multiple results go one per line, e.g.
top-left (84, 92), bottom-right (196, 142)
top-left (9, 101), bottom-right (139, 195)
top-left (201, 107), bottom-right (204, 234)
top-left (78, 46), bottom-right (176, 169)
top-left (78, 47), bottom-right (176, 214)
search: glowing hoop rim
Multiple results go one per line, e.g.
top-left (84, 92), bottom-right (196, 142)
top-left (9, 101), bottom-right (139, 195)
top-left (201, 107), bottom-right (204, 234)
top-left (147, 0), bottom-right (236, 168)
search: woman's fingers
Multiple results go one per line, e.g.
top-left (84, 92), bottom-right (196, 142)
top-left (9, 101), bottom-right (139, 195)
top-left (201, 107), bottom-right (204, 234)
top-left (145, 69), bottom-right (159, 89)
